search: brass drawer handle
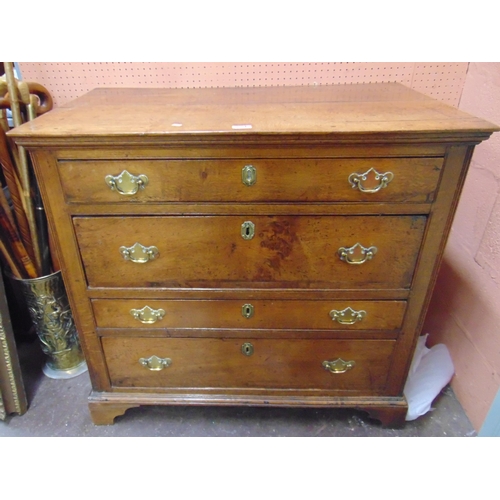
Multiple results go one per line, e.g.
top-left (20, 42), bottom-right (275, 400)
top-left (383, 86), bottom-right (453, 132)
top-left (348, 167), bottom-right (394, 193)
top-left (120, 242), bottom-right (159, 263)
top-left (242, 303), bottom-right (254, 319)
top-left (139, 355), bottom-right (171, 371)
top-left (329, 307), bottom-right (366, 325)
top-left (323, 358), bottom-right (355, 374)
top-left (241, 221), bottom-right (255, 240)
top-left (130, 306), bottom-right (166, 324)
top-left (242, 165), bottom-right (257, 186)
top-left (241, 342), bottom-right (254, 356)
top-left (338, 242), bottom-right (377, 265)
top-left (105, 170), bottom-right (149, 196)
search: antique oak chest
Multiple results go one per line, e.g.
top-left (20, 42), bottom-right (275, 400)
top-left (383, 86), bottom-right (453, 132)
top-left (9, 83), bottom-right (498, 425)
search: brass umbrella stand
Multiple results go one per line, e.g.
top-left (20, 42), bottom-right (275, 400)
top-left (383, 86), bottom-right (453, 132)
top-left (0, 62), bottom-right (87, 379)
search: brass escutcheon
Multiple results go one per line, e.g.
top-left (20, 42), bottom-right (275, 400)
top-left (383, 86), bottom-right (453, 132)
top-left (130, 306), bottom-right (166, 324)
top-left (241, 221), bottom-right (255, 240)
top-left (242, 303), bottom-right (254, 319)
top-left (120, 242), bottom-right (159, 263)
top-left (242, 165), bottom-right (257, 186)
top-left (105, 170), bottom-right (149, 196)
top-left (338, 242), bottom-right (377, 265)
top-left (348, 167), bottom-right (394, 193)
top-left (322, 358), bottom-right (355, 374)
top-left (241, 342), bottom-right (254, 356)
top-left (329, 307), bottom-right (366, 325)
top-left (139, 355), bottom-right (171, 371)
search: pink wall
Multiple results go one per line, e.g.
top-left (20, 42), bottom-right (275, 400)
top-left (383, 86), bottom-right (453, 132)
top-left (424, 62), bottom-right (500, 430)
top-left (16, 62), bottom-right (500, 429)
top-left (19, 62), bottom-right (468, 108)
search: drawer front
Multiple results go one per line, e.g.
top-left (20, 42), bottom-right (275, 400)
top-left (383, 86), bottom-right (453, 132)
top-left (74, 215), bottom-right (426, 289)
top-left (59, 157), bottom-right (442, 204)
top-left (92, 299), bottom-right (407, 331)
top-left (102, 337), bottom-right (395, 391)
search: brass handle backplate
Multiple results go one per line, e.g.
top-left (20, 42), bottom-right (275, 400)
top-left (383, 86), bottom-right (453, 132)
top-left (338, 242), bottom-right (377, 265)
top-left (130, 306), bottom-right (166, 324)
top-left (322, 358), bottom-right (355, 374)
top-left (329, 307), bottom-right (366, 325)
top-left (120, 242), bottom-right (159, 263)
top-left (105, 170), bottom-right (149, 196)
top-left (139, 355), bottom-right (171, 371)
top-left (242, 165), bottom-right (257, 186)
top-left (348, 167), bottom-right (394, 193)
top-left (241, 221), bottom-right (255, 240)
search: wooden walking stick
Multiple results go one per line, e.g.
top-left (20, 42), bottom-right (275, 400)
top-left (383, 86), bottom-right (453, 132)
top-left (0, 201), bottom-right (37, 278)
top-left (0, 235), bottom-right (25, 279)
top-left (19, 87), bottom-right (51, 276)
top-left (0, 177), bottom-right (16, 229)
top-left (0, 126), bottom-right (35, 265)
top-left (3, 62), bottom-right (42, 275)
top-left (27, 82), bottom-right (53, 115)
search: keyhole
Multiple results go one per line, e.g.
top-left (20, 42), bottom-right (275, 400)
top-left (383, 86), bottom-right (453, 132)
top-left (241, 342), bottom-right (254, 356)
top-left (241, 221), bottom-right (255, 240)
top-left (242, 165), bottom-right (256, 186)
top-left (242, 303), bottom-right (254, 318)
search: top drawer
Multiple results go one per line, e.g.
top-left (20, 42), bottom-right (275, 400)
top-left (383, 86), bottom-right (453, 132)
top-left (58, 157), bottom-right (443, 204)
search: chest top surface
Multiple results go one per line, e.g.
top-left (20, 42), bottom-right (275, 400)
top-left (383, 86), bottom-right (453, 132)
top-left (8, 83), bottom-right (499, 145)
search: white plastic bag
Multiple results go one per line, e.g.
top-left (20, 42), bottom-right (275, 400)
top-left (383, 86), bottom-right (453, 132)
top-left (403, 334), bottom-right (455, 421)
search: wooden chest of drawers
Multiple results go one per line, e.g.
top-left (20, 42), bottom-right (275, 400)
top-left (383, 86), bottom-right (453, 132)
top-left (9, 83), bottom-right (498, 425)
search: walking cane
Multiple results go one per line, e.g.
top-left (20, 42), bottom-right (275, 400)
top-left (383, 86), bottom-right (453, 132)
top-left (3, 62), bottom-right (42, 275)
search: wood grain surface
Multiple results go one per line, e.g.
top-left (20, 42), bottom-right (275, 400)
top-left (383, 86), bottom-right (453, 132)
top-left (91, 298), bottom-right (407, 331)
top-left (9, 83), bottom-right (498, 425)
top-left (74, 215), bottom-right (426, 289)
top-left (102, 336), bottom-right (395, 391)
top-left (58, 156), bottom-right (443, 204)
top-left (8, 84), bottom-right (498, 141)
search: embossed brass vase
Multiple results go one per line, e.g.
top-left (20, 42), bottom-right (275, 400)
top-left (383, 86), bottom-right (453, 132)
top-left (12, 270), bottom-right (87, 379)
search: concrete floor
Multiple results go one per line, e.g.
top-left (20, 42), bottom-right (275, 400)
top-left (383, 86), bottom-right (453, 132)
top-left (0, 337), bottom-right (476, 437)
